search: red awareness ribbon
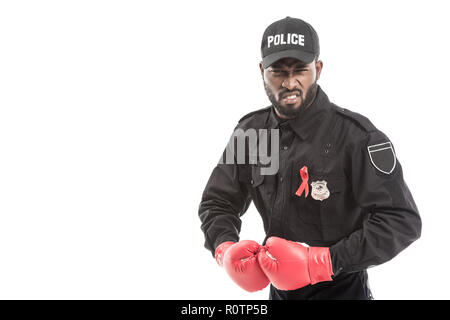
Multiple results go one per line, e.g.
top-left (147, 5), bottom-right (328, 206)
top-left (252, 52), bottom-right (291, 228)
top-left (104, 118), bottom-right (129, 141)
top-left (295, 166), bottom-right (309, 198)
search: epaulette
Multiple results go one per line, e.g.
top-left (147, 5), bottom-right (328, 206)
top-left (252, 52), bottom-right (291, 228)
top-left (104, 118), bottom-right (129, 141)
top-left (238, 106), bottom-right (272, 124)
top-left (332, 103), bottom-right (377, 133)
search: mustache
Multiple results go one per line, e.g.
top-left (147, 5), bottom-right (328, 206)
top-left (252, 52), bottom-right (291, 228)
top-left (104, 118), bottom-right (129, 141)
top-left (278, 89), bottom-right (303, 99)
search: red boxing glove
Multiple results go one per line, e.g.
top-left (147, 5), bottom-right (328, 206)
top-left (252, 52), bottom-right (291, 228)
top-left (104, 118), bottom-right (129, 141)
top-left (257, 236), bottom-right (333, 291)
top-left (216, 240), bottom-right (270, 292)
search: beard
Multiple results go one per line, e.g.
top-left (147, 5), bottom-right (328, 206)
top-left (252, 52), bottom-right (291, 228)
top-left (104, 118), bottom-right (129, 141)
top-left (264, 81), bottom-right (318, 119)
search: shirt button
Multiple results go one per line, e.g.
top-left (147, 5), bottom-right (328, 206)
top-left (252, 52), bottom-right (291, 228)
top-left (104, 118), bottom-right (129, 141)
top-left (250, 179), bottom-right (254, 185)
top-left (280, 177), bottom-right (283, 182)
top-left (283, 146), bottom-right (288, 150)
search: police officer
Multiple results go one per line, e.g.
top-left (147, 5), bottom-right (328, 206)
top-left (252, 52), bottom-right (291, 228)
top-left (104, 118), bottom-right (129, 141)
top-left (198, 17), bottom-right (421, 300)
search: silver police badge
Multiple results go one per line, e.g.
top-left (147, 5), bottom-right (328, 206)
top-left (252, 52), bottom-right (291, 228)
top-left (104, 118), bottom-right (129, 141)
top-left (310, 180), bottom-right (330, 201)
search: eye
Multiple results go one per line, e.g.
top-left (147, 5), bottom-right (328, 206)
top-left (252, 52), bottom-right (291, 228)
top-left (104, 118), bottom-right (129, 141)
top-left (294, 68), bottom-right (308, 74)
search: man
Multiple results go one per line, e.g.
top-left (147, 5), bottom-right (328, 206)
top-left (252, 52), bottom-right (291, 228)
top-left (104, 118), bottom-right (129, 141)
top-left (198, 17), bottom-right (421, 300)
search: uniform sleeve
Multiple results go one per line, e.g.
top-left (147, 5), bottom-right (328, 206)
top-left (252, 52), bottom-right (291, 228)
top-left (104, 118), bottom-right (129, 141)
top-left (329, 130), bottom-right (422, 274)
top-left (198, 136), bottom-right (252, 257)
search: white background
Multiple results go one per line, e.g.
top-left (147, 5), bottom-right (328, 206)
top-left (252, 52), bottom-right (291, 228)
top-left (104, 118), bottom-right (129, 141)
top-left (0, 0), bottom-right (448, 299)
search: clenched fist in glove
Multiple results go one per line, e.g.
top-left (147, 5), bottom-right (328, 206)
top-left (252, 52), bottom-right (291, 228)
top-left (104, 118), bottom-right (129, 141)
top-left (215, 240), bottom-right (270, 292)
top-left (257, 236), bottom-right (334, 291)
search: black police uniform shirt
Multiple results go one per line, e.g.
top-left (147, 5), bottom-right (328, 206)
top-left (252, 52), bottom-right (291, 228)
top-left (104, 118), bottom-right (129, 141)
top-left (198, 86), bottom-right (422, 298)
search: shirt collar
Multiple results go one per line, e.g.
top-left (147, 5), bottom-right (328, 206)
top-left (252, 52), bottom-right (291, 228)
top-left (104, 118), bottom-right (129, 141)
top-left (265, 85), bottom-right (330, 140)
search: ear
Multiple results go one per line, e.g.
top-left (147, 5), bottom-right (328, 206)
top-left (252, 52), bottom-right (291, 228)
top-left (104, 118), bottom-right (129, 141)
top-left (315, 60), bottom-right (323, 81)
top-left (259, 61), bottom-right (265, 78)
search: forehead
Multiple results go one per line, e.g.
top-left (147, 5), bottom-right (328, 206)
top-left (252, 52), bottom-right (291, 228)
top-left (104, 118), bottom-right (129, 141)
top-left (270, 57), bottom-right (308, 68)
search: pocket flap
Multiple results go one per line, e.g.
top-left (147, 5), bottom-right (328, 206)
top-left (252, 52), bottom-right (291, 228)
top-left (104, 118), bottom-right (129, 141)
top-left (291, 166), bottom-right (345, 196)
top-left (238, 165), bottom-right (265, 187)
top-left (310, 176), bottom-right (345, 194)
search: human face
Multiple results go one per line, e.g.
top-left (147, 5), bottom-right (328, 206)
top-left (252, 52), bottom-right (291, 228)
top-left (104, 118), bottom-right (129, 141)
top-left (260, 57), bottom-right (323, 119)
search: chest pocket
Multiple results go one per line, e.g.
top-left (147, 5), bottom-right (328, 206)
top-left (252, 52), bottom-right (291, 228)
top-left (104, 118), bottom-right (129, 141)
top-left (290, 166), bottom-right (346, 241)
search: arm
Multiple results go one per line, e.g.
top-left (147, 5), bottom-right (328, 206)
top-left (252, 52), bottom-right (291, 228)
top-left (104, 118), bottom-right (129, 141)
top-left (330, 130), bottom-right (422, 274)
top-left (198, 142), bottom-right (252, 257)
top-left (198, 137), bottom-right (270, 292)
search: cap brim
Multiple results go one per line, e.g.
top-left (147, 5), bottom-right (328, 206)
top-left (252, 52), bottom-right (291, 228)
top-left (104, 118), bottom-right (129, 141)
top-left (262, 49), bottom-right (316, 69)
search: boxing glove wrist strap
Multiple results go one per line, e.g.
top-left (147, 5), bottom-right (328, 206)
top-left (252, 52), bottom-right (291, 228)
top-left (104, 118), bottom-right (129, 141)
top-left (308, 246), bottom-right (334, 284)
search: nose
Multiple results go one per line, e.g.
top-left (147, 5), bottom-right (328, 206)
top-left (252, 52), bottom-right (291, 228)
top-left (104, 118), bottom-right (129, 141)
top-left (282, 75), bottom-right (299, 90)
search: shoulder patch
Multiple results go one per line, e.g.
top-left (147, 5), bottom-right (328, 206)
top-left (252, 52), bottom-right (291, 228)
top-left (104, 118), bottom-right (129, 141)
top-left (367, 141), bottom-right (396, 174)
top-left (238, 106), bottom-right (272, 124)
top-left (332, 103), bottom-right (377, 133)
